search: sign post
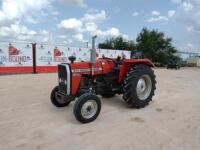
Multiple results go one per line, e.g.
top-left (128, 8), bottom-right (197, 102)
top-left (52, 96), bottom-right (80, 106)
top-left (32, 43), bottom-right (37, 74)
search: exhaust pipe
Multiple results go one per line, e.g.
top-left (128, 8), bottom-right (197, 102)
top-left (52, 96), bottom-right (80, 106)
top-left (91, 35), bottom-right (97, 63)
top-left (91, 35), bottom-right (97, 75)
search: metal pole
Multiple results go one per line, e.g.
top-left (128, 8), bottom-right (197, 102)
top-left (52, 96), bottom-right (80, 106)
top-left (32, 43), bottom-right (37, 74)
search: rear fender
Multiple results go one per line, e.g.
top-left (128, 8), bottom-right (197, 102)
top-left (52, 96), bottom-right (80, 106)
top-left (119, 59), bottom-right (155, 83)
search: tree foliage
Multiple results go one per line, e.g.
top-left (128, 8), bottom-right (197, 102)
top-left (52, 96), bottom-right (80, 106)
top-left (98, 37), bottom-right (135, 51)
top-left (136, 28), bottom-right (177, 65)
top-left (98, 28), bottom-right (179, 65)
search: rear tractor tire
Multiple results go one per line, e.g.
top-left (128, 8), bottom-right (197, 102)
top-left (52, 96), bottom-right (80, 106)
top-left (74, 93), bottom-right (101, 123)
top-left (51, 86), bottom-right (72, 107)
top-left (123, 65), bottom-right (156, 108)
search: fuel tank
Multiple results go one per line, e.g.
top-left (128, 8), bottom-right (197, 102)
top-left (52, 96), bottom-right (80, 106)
top-left (69, 58), bottom-right (116, 75)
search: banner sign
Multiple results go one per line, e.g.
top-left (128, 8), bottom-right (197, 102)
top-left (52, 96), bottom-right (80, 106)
top-left (0, 42), bottom-right (32, 67)
top-left (36, 44), bottom-right (131, 66)
top-left (36, 45), bottom-right (91, 66)
top-left (0, 42), bottom-right (131, 73)
top-left (97, 49), bottom-right (130, 59)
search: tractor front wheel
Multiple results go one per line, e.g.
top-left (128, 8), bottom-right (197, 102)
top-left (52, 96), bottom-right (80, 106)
top-left (51, 86), bottom-right (71, 107)
top-left (73, 93), bottom-right (101, 123)
top-left (123, 65), bottom-right (156, 108)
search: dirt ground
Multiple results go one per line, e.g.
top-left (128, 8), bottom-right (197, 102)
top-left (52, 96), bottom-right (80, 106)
top-left (0, 67), bottom-right (200, 150)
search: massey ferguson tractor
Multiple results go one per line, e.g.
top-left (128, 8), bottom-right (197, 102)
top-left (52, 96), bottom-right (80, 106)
top-left (51, 36), bottom-right (156, 123)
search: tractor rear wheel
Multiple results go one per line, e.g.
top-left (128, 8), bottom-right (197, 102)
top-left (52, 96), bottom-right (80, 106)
top-left (51, 86), bottom-right (71, 107)
top-left (73, 93), bottom-right (101, 123)
top-left (123, 65), bottom-right (156, 108)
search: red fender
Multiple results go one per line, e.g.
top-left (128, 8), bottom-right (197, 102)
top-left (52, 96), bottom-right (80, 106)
top-left (119, 59), bottom-right (155, 83)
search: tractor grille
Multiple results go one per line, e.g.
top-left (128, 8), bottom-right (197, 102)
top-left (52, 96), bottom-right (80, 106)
top-left (58, 64), bottom-right (68, 94)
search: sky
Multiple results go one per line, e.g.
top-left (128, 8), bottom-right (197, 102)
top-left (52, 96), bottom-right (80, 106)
top-left (0, 0), bottom-right (200, 54)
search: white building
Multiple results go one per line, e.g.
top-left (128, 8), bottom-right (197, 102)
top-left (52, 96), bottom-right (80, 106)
top-left (186, 56), bottom-right (200, 67)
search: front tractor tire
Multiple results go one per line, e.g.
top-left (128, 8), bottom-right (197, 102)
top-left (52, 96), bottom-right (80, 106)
top-left (73, 93), bottom-right (101, 123)
top-left (51, 86), bottom-right (71, 107)
top-left (123, 65), bottom-right (156, 108)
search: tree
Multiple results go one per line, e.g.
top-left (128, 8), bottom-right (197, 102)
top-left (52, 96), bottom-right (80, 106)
top-left (136, 28), bottom-right (178, 65)
top-left (98, 36), bottom-right (136, 51)
top-left (98, 28), bottom-right (179, 65)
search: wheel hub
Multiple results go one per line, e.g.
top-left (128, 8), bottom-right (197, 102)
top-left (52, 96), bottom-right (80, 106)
top-left (137, 79), bottom-right (146, 92)
top-left (87, 106), bottom-right (92, 112)
top-left (136, 75), bottom-right (152, 100)
top-left (81, 100), bottom-right (97, 119)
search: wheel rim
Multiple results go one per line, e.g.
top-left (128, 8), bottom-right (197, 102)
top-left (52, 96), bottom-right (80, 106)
top-left (136, 75), bottom-right (152, 100)
top-left (81, 100), bottom-right (98, 119)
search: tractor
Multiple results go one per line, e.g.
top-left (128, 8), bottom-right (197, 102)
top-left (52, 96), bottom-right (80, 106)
top-left (51, 36), bottom-right (156, 123)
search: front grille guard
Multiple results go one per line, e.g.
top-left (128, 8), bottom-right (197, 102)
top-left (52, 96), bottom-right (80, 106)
top-left (58, 64), bottom-right (71, 95)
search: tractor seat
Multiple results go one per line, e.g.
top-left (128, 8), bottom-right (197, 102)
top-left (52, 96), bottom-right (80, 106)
top-left (114, 56), bottom-right (123, 69)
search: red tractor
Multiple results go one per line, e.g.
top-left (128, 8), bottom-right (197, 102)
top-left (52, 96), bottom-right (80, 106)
top-left (51, 36), bottom-right (156, 123)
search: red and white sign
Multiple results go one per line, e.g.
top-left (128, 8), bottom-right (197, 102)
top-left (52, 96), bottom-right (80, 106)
top-left (0, 42), bottom-right (131, 74)
top-left (0, 42), bottom-right (33, 73)
top-left (0, 42), bottom-right (32, 66)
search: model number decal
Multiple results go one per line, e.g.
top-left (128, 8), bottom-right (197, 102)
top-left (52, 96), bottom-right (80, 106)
top-left (72, 73), bottom-right (81, 77)
top-left (71, 68), bottom-right (102, 73)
